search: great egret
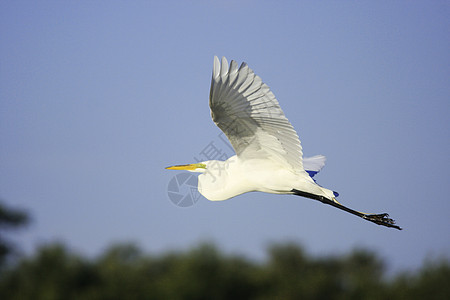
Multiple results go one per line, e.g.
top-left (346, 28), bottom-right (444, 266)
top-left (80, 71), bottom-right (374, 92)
top-left (166, 56), bottom-right (401, 230)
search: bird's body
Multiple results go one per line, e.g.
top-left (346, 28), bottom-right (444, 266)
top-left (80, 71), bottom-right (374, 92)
top-left (198, 155), bottom-right (334, 202)
top-left (167, 56), bottom-right (401, 230)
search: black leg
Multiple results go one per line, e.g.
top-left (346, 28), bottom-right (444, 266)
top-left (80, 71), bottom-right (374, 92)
top-left (291, 189), bottom-right (402, 230)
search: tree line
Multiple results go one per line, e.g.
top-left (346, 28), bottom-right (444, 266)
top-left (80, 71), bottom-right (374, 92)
top-left (0, 201), bottom-right (448, 299)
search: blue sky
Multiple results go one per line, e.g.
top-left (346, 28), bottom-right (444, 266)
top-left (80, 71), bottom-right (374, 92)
top-left (1, 1), bottom-right (449, 273)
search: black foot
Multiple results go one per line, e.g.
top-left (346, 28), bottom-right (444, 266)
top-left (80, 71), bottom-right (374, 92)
top-left (363, 213), bottom-right (402, 230)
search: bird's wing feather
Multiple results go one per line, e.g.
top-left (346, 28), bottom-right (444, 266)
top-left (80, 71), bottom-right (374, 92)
top-left (209, 56), bottom-right (304, 171)
top-left (303, 155), bottom-right (326, 178)
top-left (303, 155), bottom-right (326, 173)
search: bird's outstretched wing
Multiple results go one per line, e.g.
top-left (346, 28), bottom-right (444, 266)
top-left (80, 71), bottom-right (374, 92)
top-left (209, 56), bottom-right (304, 172)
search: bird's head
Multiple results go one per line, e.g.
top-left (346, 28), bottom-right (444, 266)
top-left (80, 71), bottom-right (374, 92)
top-left (165, 162), bottom-right (207, 173)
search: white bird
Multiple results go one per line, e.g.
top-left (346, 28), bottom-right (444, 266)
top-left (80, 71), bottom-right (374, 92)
top-left (167, 56), bottom-right (401, 230)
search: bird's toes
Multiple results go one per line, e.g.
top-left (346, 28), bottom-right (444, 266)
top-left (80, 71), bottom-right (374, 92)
top-left (363, 213), bottom-right (398, 227)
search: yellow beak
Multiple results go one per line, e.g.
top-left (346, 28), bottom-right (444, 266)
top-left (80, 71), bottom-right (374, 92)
top-left (165, 163), bottom-right (206, 171)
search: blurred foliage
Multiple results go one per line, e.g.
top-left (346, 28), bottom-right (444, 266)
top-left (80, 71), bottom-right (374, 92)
top-left (0, 242), bottom-right (448, 300)
top-left (0, 201), bottom-right (29, 269)
top-left (0, 203), bottom-right (449, 299)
